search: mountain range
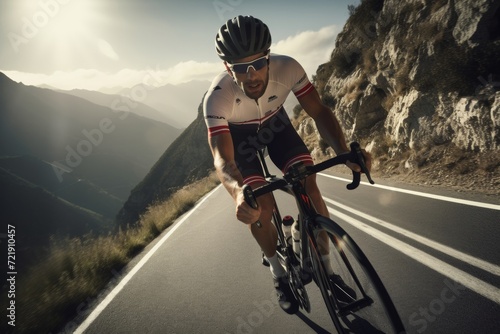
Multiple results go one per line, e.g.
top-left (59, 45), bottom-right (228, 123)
top-left (117, 95), bottom-right (213, 227)
top-left (0, 72), bottom-right (185, 268)
top-left (60, 80), bottom-right (211, 129)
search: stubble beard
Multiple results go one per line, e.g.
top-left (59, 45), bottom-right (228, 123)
top-left (241, 72), bottom-right (269, 100)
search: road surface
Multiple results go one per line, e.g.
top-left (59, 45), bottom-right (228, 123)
top-left (70, 169), bottom-right (500, 334)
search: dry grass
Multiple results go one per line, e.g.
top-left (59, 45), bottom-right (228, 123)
top-left (343, 74), bottom-right (368, 102)
top-left (8, 173), bottom-right (220, 334)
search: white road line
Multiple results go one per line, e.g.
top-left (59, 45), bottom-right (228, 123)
top-left (319, 173), bottom-right (500, 211)
top-left (326, 206), bottom-right (500, 305)
top-left (324, 197), bottom-right (500, 277)
top-left (74, 185), bottom-right (222, 334)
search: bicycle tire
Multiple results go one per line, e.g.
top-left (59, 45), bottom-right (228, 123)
top-left (307, 215), bottom-right (405, 334)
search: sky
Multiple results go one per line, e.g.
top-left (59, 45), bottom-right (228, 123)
top-left (0, 0), bottom-right (359, 91)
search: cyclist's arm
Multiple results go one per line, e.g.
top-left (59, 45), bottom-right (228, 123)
top-left (298, 88), bottom-right (349, 154)
top-left (209, 133), bottom-right (242, 199)
top-left (297, 88), bottom-right (371, 172)
top-left (209, 133), bottom-right (261, 224)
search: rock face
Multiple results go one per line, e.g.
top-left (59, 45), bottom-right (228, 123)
top-left (315, 0), bottom-right (500, 157)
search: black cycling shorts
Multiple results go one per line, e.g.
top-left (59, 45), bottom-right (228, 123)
top-left (229, 108), bottom-right (313, 186)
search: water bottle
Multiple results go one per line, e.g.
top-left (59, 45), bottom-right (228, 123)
top-left (292, 220), bottom-right (301, 256)
top-left (282, 215), bottom-right (294, 247)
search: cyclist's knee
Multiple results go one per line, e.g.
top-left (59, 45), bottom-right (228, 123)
top-left (257, 193), bottom-right (274, 222)
top-left (305, 175), bottom-right (329, 215)
top-left (305, 174), bottom-right (322, 197)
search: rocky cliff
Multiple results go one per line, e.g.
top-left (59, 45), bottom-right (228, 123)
top-left (304, 0), bottom-right (499, 194)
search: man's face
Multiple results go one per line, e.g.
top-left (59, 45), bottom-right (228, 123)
top-left (225, 52), bottom-right (269, 100)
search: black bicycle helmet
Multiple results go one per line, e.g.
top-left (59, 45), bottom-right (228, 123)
top-left (215, 15), bottom-right (272, 62)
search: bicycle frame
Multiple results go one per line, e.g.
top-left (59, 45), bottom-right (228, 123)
top-left (255, 150), bottom-right (303, 268)
top-left (245, 144), bottom-right (405, 333)
top-left (256, 150), bottom-right (331, 283)
top-left (264, 157), bottom-right (375, 310)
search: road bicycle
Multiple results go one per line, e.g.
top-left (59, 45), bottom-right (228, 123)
top-left (243, 142), bottom-right (406, 333)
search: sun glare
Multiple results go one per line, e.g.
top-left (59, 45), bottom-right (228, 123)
top-left (12, 0), bottom-right (114, 71)
top-left (44, 1), bottom-right (95, 64)
top-left (48, 1), bottom-right (94, 40)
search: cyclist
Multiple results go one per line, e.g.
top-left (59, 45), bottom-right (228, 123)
top-left (203, 15), bottom-right (371, 314)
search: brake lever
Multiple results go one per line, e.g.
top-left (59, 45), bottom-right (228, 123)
top-left (352, 142), bottom-right (375, 185)
top-left (242, 184), bottom-right (262, 228)
top-left (346, 142), bottom-right (375, 190)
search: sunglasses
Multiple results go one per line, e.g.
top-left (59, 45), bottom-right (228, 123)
top-left (228, 54), bottom-right (270, 74)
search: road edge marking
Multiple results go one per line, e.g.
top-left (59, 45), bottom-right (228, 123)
top-left (319, 173), bottom-right (500, 211)
top-left (74, 184), bottom-right (222, 334)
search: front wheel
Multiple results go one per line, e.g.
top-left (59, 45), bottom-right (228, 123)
top-left (306, 216), bottom-right (405, 334)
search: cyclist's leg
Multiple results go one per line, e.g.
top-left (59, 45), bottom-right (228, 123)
top-left (305, 176), bottom-right (331, 255)
top-left (262, 109), bottom-right (331, 255)
top-left (265, 108), bottom-right (314, 175)
top-left (245, 178), bottom-right (278, 259)
top-left (261, 111), bottom-right (346, 296)
top-left (229, 124), bottom-right (279, 266)
top-left (291, 174), bottom-right (330, 251)
top-left (230, 121), bottom-right (299, 313)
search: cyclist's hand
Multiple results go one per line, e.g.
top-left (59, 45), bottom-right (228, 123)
top-left (235, 189), bottom-right (261, 224)
top-left (346, 148), bottom-right (372, 173)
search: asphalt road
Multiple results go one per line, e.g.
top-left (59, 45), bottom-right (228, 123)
top-left (71, 169), bottom-right (500, 334)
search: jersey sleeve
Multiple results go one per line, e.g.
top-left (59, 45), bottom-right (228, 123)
top-left (203, 76), bottom-right (232, 138)
top-left (284, 56), bottom-right (315, 99)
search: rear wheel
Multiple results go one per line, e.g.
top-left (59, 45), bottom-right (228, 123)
top-left (307, 216), bottom-right (405, 334)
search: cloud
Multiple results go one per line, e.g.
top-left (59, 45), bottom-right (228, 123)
top-left (157, 61), bottom-right (223, 85)
top-left (1, 64), bottom-right (223, 91)
top-left (1, 25), bottom-right (338, 91)
top-left (272, 25), bottom-right (339, 77)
